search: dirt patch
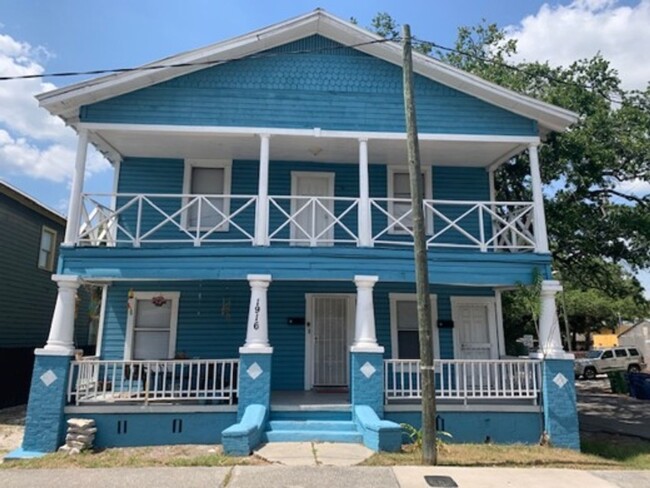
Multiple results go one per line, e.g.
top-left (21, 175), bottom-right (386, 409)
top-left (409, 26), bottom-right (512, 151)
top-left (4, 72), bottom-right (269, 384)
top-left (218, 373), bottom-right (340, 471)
top-left (0, 405), bottom-right (26, 455)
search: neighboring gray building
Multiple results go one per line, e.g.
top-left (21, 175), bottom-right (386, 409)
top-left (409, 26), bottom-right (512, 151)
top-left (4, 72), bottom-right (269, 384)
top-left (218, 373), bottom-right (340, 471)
top-left (618, 320), bottom-right (650, 368)
top-left (0, 181), bottom-right (94, 407)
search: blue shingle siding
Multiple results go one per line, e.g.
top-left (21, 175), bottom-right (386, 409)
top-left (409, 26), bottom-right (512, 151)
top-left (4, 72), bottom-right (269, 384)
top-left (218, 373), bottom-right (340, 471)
top-left (101, 280), bottom-right (493, 391)
top-left (81, 35), bottom-right (536, 136)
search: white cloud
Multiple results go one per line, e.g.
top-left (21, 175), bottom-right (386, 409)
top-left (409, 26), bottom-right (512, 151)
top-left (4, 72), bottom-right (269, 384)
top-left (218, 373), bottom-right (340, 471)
top-left (506, 0), bottom-right (650, 90)
top-left (0, 31), bottom-right (110, 183)
top-left (615, 178), bottom-right (650, 196)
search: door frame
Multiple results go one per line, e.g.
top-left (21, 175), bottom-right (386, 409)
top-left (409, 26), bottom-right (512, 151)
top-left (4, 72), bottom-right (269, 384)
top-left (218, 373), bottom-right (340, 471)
top-left (290, 171), bottom-right (335, 245)
top-left (450, 296), bottom-right (499, 360)
top-left (304, 293), bottom-right (356, 390)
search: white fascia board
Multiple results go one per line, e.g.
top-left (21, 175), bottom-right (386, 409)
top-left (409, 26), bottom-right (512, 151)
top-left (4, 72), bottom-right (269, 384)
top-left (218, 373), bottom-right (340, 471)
top-left (79, 122), bottom-right (540, 145)
top-left (39, 9), bottom-right (577, 134)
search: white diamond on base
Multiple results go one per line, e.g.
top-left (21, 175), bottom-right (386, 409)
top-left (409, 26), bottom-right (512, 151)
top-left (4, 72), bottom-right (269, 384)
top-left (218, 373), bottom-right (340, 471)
top-left (360, 362), bottom-right (376, 379)
top-left (247, 362), bottom-right (263, 380)
top-left (40, 370), bottom-right (58, 387)
top-left (553, 373), bottom-right (568, 389)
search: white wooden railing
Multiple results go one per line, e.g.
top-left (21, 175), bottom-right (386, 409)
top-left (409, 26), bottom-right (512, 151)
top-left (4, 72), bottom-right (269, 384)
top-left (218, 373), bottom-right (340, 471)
top-left (384, 359), bottom-right (541, 403)
top-left (67, 359), bottom-right (239, 405)
top-left (77, 193), bottom-right (536, 251)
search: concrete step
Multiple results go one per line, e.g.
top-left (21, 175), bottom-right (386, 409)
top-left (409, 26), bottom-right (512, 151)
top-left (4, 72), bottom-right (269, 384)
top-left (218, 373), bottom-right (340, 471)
top-left (270, 410), bottom-right (351, 421)
top-left (264, 429), bottom-right (364, 443)
top-left (267, 420), bottom-right (358, 432)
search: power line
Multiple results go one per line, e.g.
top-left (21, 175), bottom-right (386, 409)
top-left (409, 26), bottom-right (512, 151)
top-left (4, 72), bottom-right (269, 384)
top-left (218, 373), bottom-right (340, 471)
top-left (411, 36), bottom-right (624, 105)
top-left (0, 37), bottom-right (395, 81)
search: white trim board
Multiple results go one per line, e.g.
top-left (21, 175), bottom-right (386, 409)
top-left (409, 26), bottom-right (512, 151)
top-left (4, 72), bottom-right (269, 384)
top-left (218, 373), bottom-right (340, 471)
top-left (389, 293), bottom-right (439, 359)
top-left (384, 403), bottom-right (541, 413)
top-left (65, 404), bottom-right (238, 414)
top-left (40, 10), bottom-right (577, 134)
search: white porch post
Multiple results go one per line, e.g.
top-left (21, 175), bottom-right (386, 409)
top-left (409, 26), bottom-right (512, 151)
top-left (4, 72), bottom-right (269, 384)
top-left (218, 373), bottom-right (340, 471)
top-left (358, 138), bottom-right (373, 247)
top-left (63, 129), bottom-right (89, 246)
top-left (536, 280), bottom-right (570, 358)
top-left (254, 134), bottom-right (270, 246)
top-left (240, 274), bottom-right (273, 353)
top-left (40, 275), bottom-right (81, 355)
top-left (528, 143), bottom-right (549, 253)
top-left (351, 275), bottom-right (384, 352)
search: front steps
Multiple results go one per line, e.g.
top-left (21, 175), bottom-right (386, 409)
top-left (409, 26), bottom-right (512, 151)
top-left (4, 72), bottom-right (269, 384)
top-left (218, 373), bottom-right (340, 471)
top-left (264, 419), bottom-right (363, 443)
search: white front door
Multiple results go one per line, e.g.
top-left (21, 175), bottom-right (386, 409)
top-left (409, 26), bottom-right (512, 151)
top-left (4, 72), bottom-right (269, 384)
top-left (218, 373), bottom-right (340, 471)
top-left (291, 172), bottom-right (335, 246)
top-left (308, 295), bottom-right (353, 388)
top-left (452, 298), bottom-right (498, 360)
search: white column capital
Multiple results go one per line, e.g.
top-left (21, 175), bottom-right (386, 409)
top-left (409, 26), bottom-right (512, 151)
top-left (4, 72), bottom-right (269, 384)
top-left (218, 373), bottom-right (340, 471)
top-left (358, 137), bottom-right (369, 143)
top-left (258, 133), bottom-right (271, 139)
top-left (354, 275), bottom-right (378, 288)
top-left (52, 274), bottom-right (82, 288)
top-left (528, 141), bottom-right (541, 149)
top-left (541, 280), bottom-right (562, 295)
top-left (247, 274), bottom-right (272, 287)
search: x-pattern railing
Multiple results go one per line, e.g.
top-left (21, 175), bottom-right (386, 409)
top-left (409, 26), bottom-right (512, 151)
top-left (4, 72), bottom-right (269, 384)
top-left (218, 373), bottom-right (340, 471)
top-left (268, 196), bottom-right (359, 246)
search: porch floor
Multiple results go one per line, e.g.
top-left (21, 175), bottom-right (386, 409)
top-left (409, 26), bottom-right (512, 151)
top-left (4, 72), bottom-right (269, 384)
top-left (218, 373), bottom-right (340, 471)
top-left (271, 390), bottom-right (351, 411)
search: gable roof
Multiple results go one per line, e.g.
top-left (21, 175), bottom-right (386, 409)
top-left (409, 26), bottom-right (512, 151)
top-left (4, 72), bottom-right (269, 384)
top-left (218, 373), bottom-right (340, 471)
top-left (0, 180), bottom-right (66, 225)
top-left (37, 9), bottom-right (577, 134)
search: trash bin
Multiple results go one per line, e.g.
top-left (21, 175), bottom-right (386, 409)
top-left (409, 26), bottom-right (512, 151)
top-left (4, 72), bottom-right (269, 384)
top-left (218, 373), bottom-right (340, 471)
top-left (628, 372), bottom-right (650, 400)
top-left (607, 371), bottom-right (629, 394)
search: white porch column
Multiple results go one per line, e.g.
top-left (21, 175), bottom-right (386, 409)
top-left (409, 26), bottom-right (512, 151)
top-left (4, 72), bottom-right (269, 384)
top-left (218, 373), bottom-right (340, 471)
top-left (351, 275), bottom-right (384, 352)
top-left (254, 134), bottom-right (271, 246)
top-left (39, 275), bottom-right (82, 355)
top-left (357, 138), bottom-right (373, 247)
top-left (528, 143), bottom-right (549, 253)
top-left (240, 274), bottom-right (273, 353)
top-left (64, 129), bottom-right (89, 245)
top-left (536, 280), bottom-right (571, 358)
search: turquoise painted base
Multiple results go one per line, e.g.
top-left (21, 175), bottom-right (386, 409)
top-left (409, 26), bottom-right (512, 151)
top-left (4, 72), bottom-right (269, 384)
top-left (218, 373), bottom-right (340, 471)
top-left (222, 404), bottom-right (268, 455)
top-left (22, 354), bottom-right (71, 453)
top-left (542, 359), bottom-right (580, 450)
top-left (3, 447), bottom-right (47, 460)
top-left (350, 351), bottom-right (384, 416)
top-left (237, 352), bottom-right (272, 420)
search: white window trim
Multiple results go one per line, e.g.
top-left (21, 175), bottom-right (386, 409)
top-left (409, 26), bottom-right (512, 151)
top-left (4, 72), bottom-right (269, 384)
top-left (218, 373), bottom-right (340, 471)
top-left (181, 159), bottom-right (232, 232)
top-left (389, 293), bottom-right (439, 360)
top-left (290, 171), bottom-right (335, 245)
top-left (450, 296), bottom-right (499, 360)
top-left (124, 291), bottom-right (181, 360)
top-left (304, 293), bottom-right (355, 390)
top-left (38, 225), bottom-right (58, 272)
top-left (386, 166), bottom-right (433, 235)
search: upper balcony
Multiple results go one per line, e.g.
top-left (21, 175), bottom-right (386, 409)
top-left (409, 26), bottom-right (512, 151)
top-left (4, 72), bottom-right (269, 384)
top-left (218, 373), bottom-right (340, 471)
top-left (77, 192), bottom-right (536, 252)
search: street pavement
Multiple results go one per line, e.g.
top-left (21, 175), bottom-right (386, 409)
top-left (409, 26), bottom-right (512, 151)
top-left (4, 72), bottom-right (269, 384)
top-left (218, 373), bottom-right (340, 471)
top-left (577, 378), bottom-right (650, 440)
top-left (1, 466), bottom-right (649, 487)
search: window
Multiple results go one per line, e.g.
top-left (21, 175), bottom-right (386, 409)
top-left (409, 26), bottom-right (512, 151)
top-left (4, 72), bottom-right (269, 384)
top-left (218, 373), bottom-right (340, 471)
top-left (387, 167), bottom-right (432, 234)
top-left (629, 348), bottom-right (640, 357)
top-left (182, 159), bottom-right (231, 230)
top-left (601, 350), bottom-right (613, 359)
top-left (614, 349), bottom-right (628, 358)
top-left (125, 292), bottom-right (180, 360)
top-left (38, 226), bottom-right (57, 271)
top-left (389, 293), bottom-right (438, 359)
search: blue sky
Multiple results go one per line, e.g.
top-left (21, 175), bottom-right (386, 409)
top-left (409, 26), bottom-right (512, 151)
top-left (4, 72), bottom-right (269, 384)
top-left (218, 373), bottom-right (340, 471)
top-left (0, 0), bottom-right (648, 296)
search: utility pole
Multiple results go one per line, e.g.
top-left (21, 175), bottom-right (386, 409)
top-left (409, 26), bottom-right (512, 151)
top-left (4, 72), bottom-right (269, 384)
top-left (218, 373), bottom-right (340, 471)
top-left (402, 24), bottom-right (437, 465)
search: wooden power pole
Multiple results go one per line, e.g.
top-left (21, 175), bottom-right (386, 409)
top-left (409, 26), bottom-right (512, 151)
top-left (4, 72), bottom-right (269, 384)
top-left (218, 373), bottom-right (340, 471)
top-left (402, 24), bottom-right (438, 465)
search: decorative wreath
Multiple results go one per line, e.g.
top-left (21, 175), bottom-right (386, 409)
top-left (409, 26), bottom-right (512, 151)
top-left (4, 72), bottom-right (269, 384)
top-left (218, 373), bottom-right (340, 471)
top-left (151, 295), bottom-right (168, 307)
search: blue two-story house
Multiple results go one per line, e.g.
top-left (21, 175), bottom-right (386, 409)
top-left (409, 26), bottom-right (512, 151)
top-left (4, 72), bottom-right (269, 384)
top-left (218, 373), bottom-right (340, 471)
top-left (11, 10), bottom-right (580, 458)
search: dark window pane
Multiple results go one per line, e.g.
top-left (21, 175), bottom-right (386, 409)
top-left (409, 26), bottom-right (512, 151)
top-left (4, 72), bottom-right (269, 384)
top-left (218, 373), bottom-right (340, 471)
top-left (398, 330), bottom-right (420, 359)
top-left (602, 350), bottom-right (613, 359)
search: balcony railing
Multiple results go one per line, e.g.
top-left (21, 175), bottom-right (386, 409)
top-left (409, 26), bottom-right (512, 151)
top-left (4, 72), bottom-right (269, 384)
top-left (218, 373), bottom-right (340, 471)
top-left (67, 358), bottom-right (239, 405)
top-left (384, 359), bottom-right (541, 403)
top-left (77, 193), bottom-right (536, 251)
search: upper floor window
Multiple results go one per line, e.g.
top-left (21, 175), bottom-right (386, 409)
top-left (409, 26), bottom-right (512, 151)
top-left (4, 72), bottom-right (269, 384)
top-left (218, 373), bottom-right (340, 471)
top-left (387, 167), bottom-right (432, 234)
top-left (38, 226), bottom-right (57, 271)
top-left (182, 159), bottom-right (232, 231)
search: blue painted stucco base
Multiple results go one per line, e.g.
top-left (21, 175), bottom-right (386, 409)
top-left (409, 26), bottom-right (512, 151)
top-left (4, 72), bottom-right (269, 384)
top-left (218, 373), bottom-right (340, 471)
top-left (222, 404), bottom-right (268, 455)
top-left (385, 410), bottom-right (543, 445)
top-left (63, 411), bottom-right (237, 447)
top-left (542, 359), bottom-right (580, 450)
top-left (21, 353), bottom-right (71, 454)
top-left (354, 405), bottom-right (401, 452)
top-left (4, 447), bottom-right (47, 460)
top-left (237, 352), bottom-right (272, 419)
top-left (350, 351), bottom-right (384, 416)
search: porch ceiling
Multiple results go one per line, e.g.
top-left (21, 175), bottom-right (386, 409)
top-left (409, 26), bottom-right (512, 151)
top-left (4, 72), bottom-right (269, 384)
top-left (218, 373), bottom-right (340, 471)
top-left (92, 126), bottom-right (528, 168)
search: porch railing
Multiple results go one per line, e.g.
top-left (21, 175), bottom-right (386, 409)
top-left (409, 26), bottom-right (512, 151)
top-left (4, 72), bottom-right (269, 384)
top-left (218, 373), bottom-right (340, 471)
top-left (77, 193), bottom-right (536, 251)
top-left (67, 359), bottom-right (239, 405)
top-left (384, 359), bottom-right (542, 403)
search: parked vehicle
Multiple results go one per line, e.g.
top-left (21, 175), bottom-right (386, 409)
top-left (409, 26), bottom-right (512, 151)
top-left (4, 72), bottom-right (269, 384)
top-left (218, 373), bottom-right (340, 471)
top-left (574, 347), bottom-right (646, 380)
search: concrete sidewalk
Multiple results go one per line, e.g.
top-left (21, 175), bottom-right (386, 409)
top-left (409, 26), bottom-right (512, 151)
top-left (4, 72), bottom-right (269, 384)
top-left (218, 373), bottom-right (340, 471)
top-left (0, 466), bottom-right (649, 487)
